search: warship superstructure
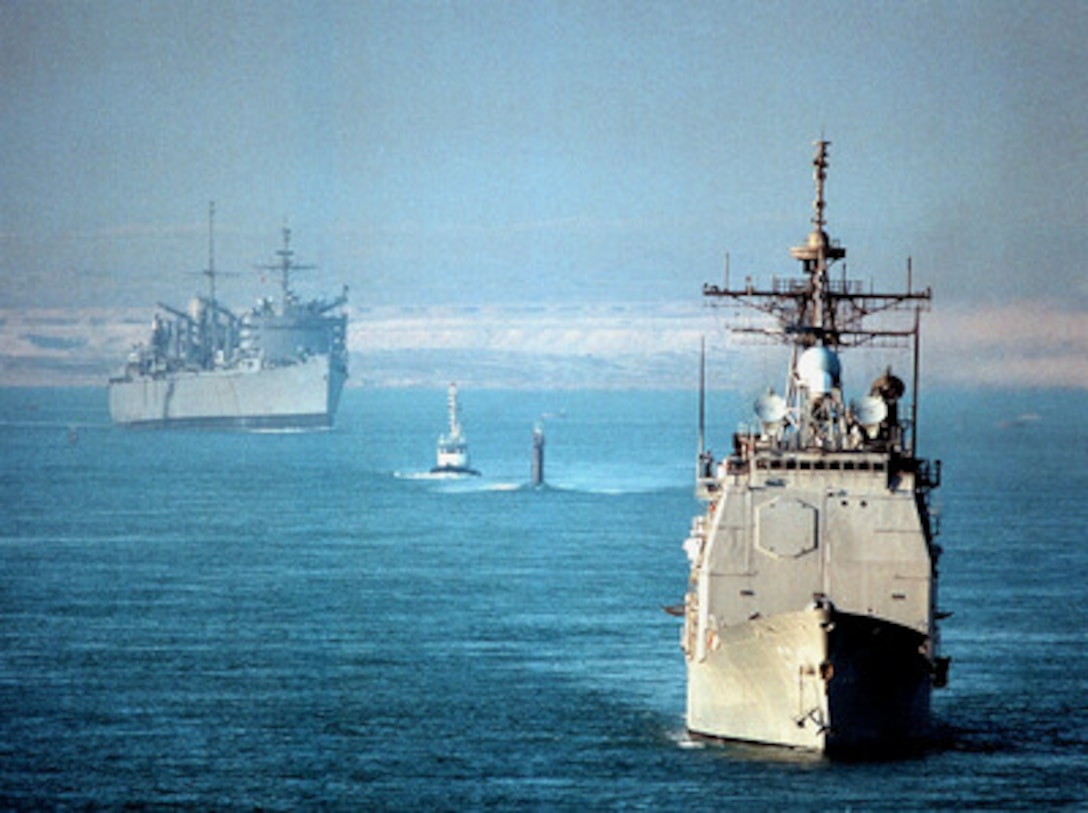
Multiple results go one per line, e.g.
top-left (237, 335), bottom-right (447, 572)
top-left (108, 207), bottom-right (348, 429)
top-left (680, 141), bottom-right (947, 754)
top-left (430, 382), bottom-right (480, 476)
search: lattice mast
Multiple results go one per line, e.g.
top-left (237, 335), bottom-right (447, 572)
top-left (702, 140), bottom-right (932, 455)
top-left (259, 224), bottom-right (316, 310)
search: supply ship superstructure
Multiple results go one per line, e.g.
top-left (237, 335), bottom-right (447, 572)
top-left (108, 208), bottom-right (348, 429)
top-left (680, 141), bottom-right (947, 754)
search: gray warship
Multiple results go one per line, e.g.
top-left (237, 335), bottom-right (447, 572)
top-left (108, 207), bottom-right (348, 429)
top-left (679, 141), bottom-right (948, 754)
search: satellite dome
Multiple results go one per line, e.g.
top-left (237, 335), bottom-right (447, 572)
top-left (797, 346), bottom-right (841, 395)
top-left (754, 390), bottom-right (787, 424)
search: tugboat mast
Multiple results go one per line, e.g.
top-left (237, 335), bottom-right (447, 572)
top-left (447, 382), bottom-right (462, 437)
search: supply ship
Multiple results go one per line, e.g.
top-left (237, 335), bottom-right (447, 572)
top-left (430, 382), bottom-right (480, 476)
top-left (108, 207), bottom-right (348, 429)
top-left (679, 141), bottom-right (948, 754)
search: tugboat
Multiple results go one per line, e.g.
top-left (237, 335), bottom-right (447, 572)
top-left (430, 382), bottom-right (481, 477)
top-left (679, 141), bottom-right (948, 755)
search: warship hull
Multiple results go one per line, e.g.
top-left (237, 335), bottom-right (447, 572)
top-left (108, 354), bottom-right (345, 430)
top-left (687, 604), bottom-right (932, 754)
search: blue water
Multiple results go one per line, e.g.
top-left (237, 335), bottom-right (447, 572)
top-left (1, 386), bottom-right (1086, 808)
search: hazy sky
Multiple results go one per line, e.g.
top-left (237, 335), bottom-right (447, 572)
top-left (3, 0), bottom-right (1085, 316)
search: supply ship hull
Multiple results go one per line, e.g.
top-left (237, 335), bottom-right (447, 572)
top-left (679, 141), bottom-right (947, 755)
top-left (109, 208), bottom-right (349, 430)
top-left (108, 354), bottom-right (345, 430)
